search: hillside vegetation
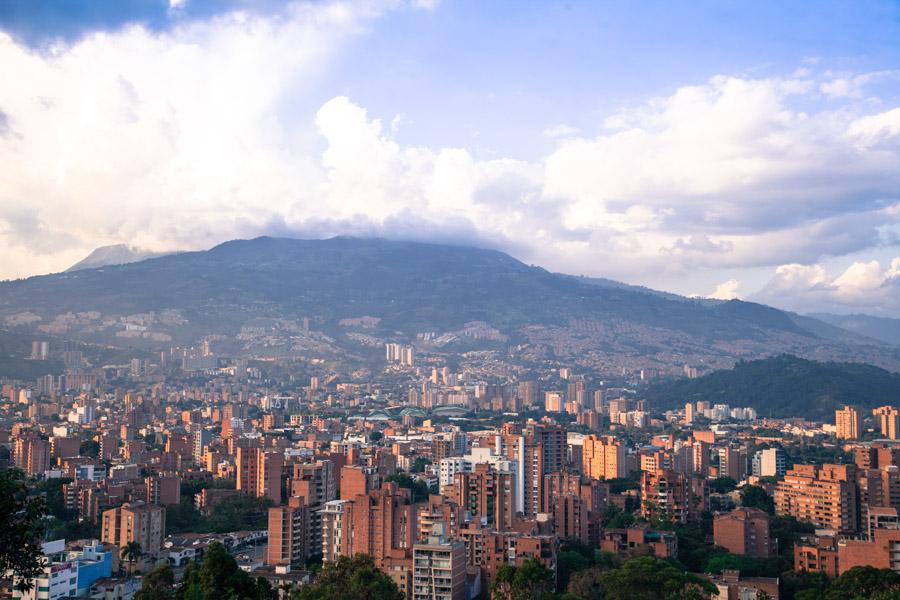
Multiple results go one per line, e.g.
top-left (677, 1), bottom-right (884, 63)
top-left (644, 354), bottom-right (900, 419)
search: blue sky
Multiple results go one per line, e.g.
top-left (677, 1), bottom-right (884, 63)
top-left (1, 0), bottom-right (900, 315)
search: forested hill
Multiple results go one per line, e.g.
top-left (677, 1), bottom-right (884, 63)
top-left (643, 354), bottom-right (900, 420)
top-left (1, 237), bottom-right (899, 370)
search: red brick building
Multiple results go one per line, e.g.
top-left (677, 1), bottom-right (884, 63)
top-left (713, 507), bottom-right (772, 557)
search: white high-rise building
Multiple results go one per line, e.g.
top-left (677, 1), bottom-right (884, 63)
top-left (412, 527), bottom-right (466, 600)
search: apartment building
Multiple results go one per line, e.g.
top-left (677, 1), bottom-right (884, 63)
top-left (775, 464), bottom-right (858, 533)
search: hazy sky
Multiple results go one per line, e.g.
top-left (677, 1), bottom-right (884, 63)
top-left (1, 1), bottom-right (900, 315)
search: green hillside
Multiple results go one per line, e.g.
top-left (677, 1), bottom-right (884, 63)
top-left (644, 354), bottom-right (900, 420)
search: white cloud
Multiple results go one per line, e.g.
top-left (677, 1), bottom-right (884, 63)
top-left (709, 279), bottom-right (740, 300)
top-left (848, 107), bottom-right (900, 143)
top-left (832, 261), bottom-right (887, 298)
top-left (820, 70), bottom-right (900, 99)
top-left (753, 259), bottom-right (900, 314)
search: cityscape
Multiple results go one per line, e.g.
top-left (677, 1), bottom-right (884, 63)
top-left (2, 2), bottom-right (900, 600)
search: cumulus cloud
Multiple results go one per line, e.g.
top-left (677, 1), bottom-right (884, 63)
top-left (848, 107), bottom-right (900, 144)
top-left (709, 279), bottom-right (741, 300)
top-left (0, 2), bottom-right (900, 303)
top-left (820, 70), bottom-right (900, 99)
top-left (752, 259), bottom-right (900, 314)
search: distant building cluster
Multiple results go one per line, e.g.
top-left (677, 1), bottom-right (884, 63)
top-left (385, 343), bottom-right (415, 367)
top-left (682, 400), bottom-right (757, 424)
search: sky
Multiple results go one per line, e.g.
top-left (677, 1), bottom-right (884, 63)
top-left (1, 0), bottom-right (900, 316)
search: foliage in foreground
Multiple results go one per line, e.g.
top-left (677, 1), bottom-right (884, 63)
top-left (793, 566), bottom-right (900, 600)
top-left (492, 557), bottom-right (556, 600)
top-left (0, 468), bottom-right (48, 591)
top-left (177, 542), bottom-right (276, 600)
top-left (563, 556), bottom-right (717, 600)
top-left (134, 564), bottom-right (175, 600)
top-left (290, 553), bottom-right (403, 600)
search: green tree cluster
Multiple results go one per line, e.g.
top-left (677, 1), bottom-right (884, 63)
top-left (492, 557), bottom-right (556, 600)
top-left (79, 440), bottom-right (101, 458)
top-left (793, 566), bottom-right (900, 600)
top-left (740, 485), bottom-right (775, 514)
top-left (134, 564), bottom-right (176, 600)
top-left (177, 542), bottom-right (277, 600)
top-left (0, 469), bottom-right (48, 592)
top-left (707, 477), bottom-right (738, 494)
top-left (599, 504), bottom-right (636, 529)
top-left (166, 493), bottom-right (272, 534)
top-left (563, 556), bottom-right (716, 600)
top-left (384, 472), bottom-right (431, 502)
top-left (290, 554), bottom-right (402, 600)
top-left (410, 457), bottom-right (432, 473)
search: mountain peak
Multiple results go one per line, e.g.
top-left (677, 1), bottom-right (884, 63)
top-left (66, 244), bottom-right (170, 272)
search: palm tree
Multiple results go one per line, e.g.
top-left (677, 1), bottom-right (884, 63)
top-left (121, 541), bottom-right (143, 574)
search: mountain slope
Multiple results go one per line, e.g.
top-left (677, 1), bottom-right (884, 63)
top-left (809, 313), bottom-right (900, 346)
top-left (67, 244), bottom-right (170, 272)
top-left (643, 354), bottom-right (900, 419)
top-left (0, 236), bottom-right (896, 371)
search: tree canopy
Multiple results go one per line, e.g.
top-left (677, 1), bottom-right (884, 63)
top-left (492, 557), bottom-right (556, 600)
top-left (0, 469), bottom-right (48, 592)
top-left (383, 472), bottom-right (430, 503)
top-left (741, 485), bottom-right (775, 514)
top-left (177, 541), bottom-right (276, 600)
top-left (591, 556), bottom-right (716, 600)
top-left (135, 564), bottom-right (175, 600)
top-left (794, 566), bottom-right (900, 600)
top-left (290, 554), bottom-right (403, 600)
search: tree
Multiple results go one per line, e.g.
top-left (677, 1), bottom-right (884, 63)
top-left (121, 541), bottom-right (144, 574)
top-left (384, 472), bottom-right (430, 503)
top-left (557, 550), bottom-right (592, 592)
top-left (290, 554), bottom-right (402, 600)
top-left (769, 514), bottom-right (814, 559)
top-left (0, 469), bottom-right (48, 592)
top-left (32, 477), bottom-right (72, 519)
top-left (135, 564), bottom-right (175, 600)
top-left (741, 485), bottom-right (775, 514)
top-left (566, 568), bottom-right (605, 600)
top-left (565, 554), bottom-right (620, 600)
top-left (595, 556), bottom-right (716, 600)
top-left (600, 504), bottom-right (636, 529)
top-left (410, 457), bottom-right (432, 473)
top-left (178, 542), bottom-right (276, 600)
top-left (829, 566), bottom-right (900, 599)
top-left (80, 440), bottom-right (101, 458)
top-left (708, 477), bottom-right (738, 494)
top-left (491, 558), bottom-right (555, 600)
top-left (704, 554), bottom-right (786, 579)
top-left (203, 494), bottom-right (272, 533)
top-left (780, 570), bottom-right (828, 600)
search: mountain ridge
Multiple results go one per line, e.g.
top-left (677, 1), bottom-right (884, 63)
top-left (1, 236), bottom-right (898, 372)
top-left (66, 244), bottom-right (172, 272)
top-left (809, 312), bottom-right (900, 347)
